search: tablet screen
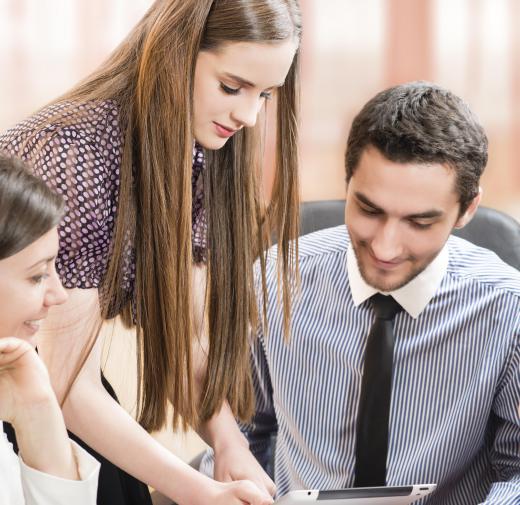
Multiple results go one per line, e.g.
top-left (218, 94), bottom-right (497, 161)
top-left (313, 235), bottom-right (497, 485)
top-left (275, 484), bottom-right (436, 505)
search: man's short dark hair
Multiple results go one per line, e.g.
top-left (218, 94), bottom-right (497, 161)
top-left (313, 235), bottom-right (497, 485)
top-left (345, 82), bottom-right (488, 214)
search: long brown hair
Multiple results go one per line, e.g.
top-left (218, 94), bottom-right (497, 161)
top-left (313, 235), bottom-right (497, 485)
top-left (26, 0), bottom-right (301, 431)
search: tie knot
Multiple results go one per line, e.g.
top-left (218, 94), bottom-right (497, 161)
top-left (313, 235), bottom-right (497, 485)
top-left (370, 293), bottom-right (401, 320)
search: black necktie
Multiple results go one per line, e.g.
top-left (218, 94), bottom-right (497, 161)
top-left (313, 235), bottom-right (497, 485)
top-left (354, 293), bottom-right (401, 487)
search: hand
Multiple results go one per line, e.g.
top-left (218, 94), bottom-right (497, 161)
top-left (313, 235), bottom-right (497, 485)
top-left (0, 336), bottom-right (79, 479)
top-left (214, 441), bottom-right (276, 498)
top-left (0, 337), bottom-right (56, 425)
top-left (198, 478), bottom-right (274, 505)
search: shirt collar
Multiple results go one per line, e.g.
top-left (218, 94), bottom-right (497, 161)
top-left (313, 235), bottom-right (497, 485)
top-left (347, 243), bottom-right (448, 318)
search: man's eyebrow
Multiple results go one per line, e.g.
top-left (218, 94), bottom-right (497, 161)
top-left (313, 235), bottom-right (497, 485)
top-left (354, 192), bottom-right (384, 212)
top-left (26, 256), bottom-right (56, 271)
top-left (354, 192), bottom-right (444, 219)
top-left (223, 73), bottom-right (283, 89)
top-left (406, 210), bottom-right (444, 219)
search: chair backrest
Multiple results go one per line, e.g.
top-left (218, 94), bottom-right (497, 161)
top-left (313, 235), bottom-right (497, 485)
top-left (300, 200), bottom-right (520, 270)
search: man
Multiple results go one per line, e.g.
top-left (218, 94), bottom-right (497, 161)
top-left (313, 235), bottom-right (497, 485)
top-left (202, 82), bottom-right (520, 504)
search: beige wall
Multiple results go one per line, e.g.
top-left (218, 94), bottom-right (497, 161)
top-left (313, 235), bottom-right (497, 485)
top-left (1, 0), bottom-right (519, 460)
top-left (2, 1), bottom-right (519, 220)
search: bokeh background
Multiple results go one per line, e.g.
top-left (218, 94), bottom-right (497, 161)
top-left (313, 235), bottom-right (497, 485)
top-left (1, 0), bottom-right (519, 462)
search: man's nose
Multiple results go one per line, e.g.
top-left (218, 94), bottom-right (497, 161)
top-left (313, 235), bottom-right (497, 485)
top-left (370, 222), bottom-right (404, 261)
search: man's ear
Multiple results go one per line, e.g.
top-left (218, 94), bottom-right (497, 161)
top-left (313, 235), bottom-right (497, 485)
top-left (454, 187), bottom-right (482, 229)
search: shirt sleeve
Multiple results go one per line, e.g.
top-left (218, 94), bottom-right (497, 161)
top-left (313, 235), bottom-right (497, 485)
top-left (482, 315), bottom-right (520, 504)
top-left (239, 328), bottom-right (279, 475)
top-left (19, 440), bottom-right (100, 505)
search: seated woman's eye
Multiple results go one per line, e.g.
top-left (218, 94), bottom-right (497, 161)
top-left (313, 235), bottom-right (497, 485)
top-left (220, 83), bottom-right (240, 95)
top-left (30, 274), bottom-right (49, 284)
top-left (260, 91), bottom-right (272, 100)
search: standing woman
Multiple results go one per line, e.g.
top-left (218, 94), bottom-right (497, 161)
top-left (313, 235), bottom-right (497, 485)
top-left (0, 1), bottom-right (301, 504)
top-left (0, 154), bottom-right (100, 505)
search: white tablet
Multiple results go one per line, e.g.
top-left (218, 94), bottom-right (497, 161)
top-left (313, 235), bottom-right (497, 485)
top-left (275, 484), bottom-right (436, 505)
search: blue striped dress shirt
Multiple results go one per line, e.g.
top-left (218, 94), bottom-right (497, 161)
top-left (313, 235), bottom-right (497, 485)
top-left (203, 225), bottom-right (520, 504)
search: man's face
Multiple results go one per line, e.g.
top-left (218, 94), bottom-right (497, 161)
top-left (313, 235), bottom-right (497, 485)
top-left (345, 146), bottom-right (478, 292)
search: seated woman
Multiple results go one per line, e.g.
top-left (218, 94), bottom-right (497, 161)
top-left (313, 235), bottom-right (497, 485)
top-left (0, 153), bottom-right (100, 505)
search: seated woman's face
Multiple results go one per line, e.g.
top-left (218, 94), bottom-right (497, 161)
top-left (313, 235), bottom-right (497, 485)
top-left (0, 227), bottom-right (67, 344)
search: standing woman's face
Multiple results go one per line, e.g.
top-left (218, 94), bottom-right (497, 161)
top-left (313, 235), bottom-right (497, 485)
top-left (192, 38), bottom-right (298, 150)
top-left (0, 227), bottom-right (68, 344)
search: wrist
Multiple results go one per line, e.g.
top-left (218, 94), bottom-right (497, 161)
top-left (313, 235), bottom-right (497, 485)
top-left (212, 429), bottom-right (249, 455)
top-left (11, 390), bottom-right (59, 430)
top-left (199, 401), bottom-right (249, 453)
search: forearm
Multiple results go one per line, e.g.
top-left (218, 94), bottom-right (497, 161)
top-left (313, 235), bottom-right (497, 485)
top-left (198, 402), bottom-right (249, 452)
top-left (14, 394), bottom-right (78, 480)
top-left (63, 378), bottom-right (213, 504)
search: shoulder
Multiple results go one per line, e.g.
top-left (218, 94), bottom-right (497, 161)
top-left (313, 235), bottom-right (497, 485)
top-left (0, 99), bottom-right (122, 159)
top-left (266, 225), bottom-right (350, 271)
top-left (446, 235), bottom-right (520, 299)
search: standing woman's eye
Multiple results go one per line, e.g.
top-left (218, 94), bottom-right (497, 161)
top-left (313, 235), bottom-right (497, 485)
top-left (260, 91), bottom-right (272, 100)
top-left (220, 83), bottom-right (240, 95)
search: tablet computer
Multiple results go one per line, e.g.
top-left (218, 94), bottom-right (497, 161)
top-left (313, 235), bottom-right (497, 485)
top-left (275, 484), bottom-right (436, 505)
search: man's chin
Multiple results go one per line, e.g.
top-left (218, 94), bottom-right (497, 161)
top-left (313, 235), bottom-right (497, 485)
top-left (359, 266), bottom-right (414, 292)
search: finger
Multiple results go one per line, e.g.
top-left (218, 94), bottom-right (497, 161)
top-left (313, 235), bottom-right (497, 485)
top-left (264, 478), bottom-right (276, 497)
top-left (258, 472), bottom-right (276, 496)
top-left (0, 338), bottom-right (33, 364)
top-left (249, 478), bottom-right (275, 498)
top-left (214, 465), bottom-right (232, 482)
top-left (0, 336), bottom-right (23, 352)
top-left (234, 480), bottom-right (273, 505)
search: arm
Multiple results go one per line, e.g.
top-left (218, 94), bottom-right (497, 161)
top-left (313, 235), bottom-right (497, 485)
top-left (481, 321), bottom-right (520, 504)
top-left (38, 287), bottom-right (273, 505)
top-left (189, 263), bottom-right (276, 495)
top-left (198, 327), bottom-right (278, 496)
top-left (0, 337), bottom-right (99, 505)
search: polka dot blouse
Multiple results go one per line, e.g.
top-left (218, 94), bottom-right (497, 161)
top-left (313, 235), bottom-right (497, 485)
top-left (0, 99), bottom-right (207, 299)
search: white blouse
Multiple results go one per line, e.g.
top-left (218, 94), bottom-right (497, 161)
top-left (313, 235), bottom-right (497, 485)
top-left (0, 421), bottom-right (100, 505)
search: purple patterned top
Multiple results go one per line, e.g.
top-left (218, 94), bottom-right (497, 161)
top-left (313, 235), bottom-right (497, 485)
top-left (0, 100), bottom-right (207, 299)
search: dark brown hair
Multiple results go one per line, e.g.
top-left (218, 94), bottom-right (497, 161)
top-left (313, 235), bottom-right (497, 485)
top-left (0, 153), bottom-right (64, 260)
top-left (345, 81), bottom-right (488, 213)
top-left (21, 0), bottom-right (301, 430)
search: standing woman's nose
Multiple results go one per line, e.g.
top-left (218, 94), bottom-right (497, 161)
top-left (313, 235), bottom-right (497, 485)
top-left (230, 93), bottom-right (264, 128)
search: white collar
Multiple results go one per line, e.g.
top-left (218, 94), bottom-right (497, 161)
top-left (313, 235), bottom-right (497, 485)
top-left (347, 243), bottom-right (448, 318)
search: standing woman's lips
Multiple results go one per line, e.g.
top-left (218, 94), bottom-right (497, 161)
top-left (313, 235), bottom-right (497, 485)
top-left (213, 122), bottom-right (237, 138)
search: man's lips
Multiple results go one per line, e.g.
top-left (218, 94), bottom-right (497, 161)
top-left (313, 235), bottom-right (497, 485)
top-left (368, 251), bottom-right (404, 270)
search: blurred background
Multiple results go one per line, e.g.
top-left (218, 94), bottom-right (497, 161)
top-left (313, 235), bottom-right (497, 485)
top-left (1, 0), bottom-right (519, 461)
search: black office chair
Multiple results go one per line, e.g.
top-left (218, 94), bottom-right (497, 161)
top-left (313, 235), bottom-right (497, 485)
top-left (300, 200), bottom-right (520, 271)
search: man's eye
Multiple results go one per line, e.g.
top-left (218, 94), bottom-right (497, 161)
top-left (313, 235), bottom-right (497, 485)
top-left (409, 220), bottom-right (433, 230)
top-left (220, 83), bottom-right (240, 95)
top-left (359, 206), bottom-right (380, 216)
